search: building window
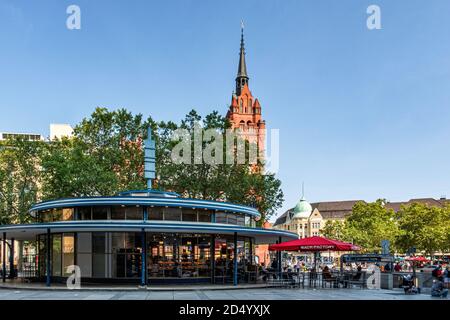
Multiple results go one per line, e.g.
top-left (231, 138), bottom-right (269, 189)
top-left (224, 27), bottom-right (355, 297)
top-left (111, 206), bottom-right (125, 219)
top-left (148, 207), bottom-right (163, 220)
top-left (182, 208), bottom-right (198, 222)
top-left (78, 207), bottom-right (92, 220)
top-left (245, 215), bottom-right (251, 227)
top-left (52, 234), bottom-right (62, 276)
top-left (227, 214), bottom-right (237, 225)
top-left (111, 206), bottom-right (143, 220)
top-left (163, 207), bottom-right (182, 221)
top-left (126, 206), bottom-right (143, 220)
top-left (62, 234), bottom-right (75, 276)
top-left (215, 212), bottom-right (227, 224)
top-left (198, 210), bottom-right (211, 222)
top-left (92, 206), bottom-right (109, 220)
top-left (236, 215), bottom-right (245, 226)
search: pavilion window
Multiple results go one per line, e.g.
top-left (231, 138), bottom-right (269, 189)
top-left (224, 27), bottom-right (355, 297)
top-left (215, 212), bottom-right (227, 224)
top-left (182, 208), bottom-right (198, 222)
top-left (52, 234), bottom-right (62, 276)
top-left (53, 208), bottom-right (63, 221)
top-left (227, 214), bottom-right (237, 225)
top-left (148, 207), bottom-right (163, 220)
top-left (92, 232), bottom-right (106, 278)
top-left (62, 208), bottom-right (74, 221)
top-left (111, 232), bottom-right (142, 278)
top-left (163, 207), bottom-right (182, 221)
top-left (197, 210), bottom-right (211, 222)
top-left (78, 207), bottom-right (92, 220)
top-left (92, 206), bottom-right (109, 220)
top-left (125, 206), bottom-right (143, 220)
top-left (39, 209), bottom-right (53, 223)
top-left (244, 215), bottom-right (251, 227)
top-left (236, 215), bottom-right (245, 226)
top-left (111, 206), bottom-right (126, 220)
top-left (62, 233), bottom-right (75, 276)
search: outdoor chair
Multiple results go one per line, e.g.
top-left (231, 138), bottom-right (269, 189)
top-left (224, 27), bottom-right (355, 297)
top-left (344, 271), bottom-right (366, 289)
top-left (322, 272), bottom-right (340, 288)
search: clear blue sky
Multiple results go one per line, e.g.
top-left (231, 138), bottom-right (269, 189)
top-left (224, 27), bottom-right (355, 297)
top-left (1, 0), bottom-right (450, 220)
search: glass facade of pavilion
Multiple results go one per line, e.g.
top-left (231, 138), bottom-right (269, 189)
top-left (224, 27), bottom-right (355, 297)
top-left (0, 190), bottom-right (297, 286)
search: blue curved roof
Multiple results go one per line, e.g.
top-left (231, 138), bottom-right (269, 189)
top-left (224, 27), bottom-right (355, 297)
top-left (30, 195), bottom-right (261, 219)
top-left (0, 220), bottom-right (298, 243)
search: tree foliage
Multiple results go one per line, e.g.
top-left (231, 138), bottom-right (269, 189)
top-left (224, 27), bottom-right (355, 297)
top-left (395, 203), bottom-right (449, 256)
top-left (0, 139), bottom-right (43, 224)
top-left (321, 199), bottom-right (450, 255)
top-left (1, 107), bottom-right (284, 224)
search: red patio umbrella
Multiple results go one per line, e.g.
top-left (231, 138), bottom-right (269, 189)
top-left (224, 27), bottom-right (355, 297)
top-left (268, 236), bottom-right (360, 271)
top-left (406, 256), bottom-right (429, 262)
top-left (269, 236), bottom-right (360, 252)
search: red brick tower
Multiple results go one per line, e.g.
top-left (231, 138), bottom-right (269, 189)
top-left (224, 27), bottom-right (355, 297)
top-left (226, 26), bottom-right (266, 156)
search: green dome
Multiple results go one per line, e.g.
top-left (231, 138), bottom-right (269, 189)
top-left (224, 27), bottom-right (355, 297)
top-left (292, 197), bottom-right (312, 219)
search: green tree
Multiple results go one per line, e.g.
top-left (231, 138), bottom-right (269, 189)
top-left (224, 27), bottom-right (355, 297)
top-left (395, 203), bottom-right (448, 257)
top-left (0, 139), bottom-right (43, 224)
top-left (342, 200), bottom-right (399, 253)
top-left (321, 220), bottom-right (345, 240)
top-left (155, 109), bottom-right (283, 222)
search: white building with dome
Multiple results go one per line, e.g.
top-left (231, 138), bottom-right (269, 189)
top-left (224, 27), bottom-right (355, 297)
top-left (273, 194), bottom-right (324, 238)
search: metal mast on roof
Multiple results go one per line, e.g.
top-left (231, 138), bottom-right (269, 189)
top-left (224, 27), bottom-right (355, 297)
top-left (144, 127), bottom-right (156, 190)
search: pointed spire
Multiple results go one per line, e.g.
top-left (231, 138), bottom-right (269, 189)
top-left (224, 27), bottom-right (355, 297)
top-left (237, 22), bottom-right (248, 78)
top-left (236, 21), bottom-right (249, 95)
top-left (301, 182), bottom-right (305, 200)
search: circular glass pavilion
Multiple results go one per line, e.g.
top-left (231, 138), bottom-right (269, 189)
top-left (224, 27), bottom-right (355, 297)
top-left (0, 189), bottom-right (296, 286)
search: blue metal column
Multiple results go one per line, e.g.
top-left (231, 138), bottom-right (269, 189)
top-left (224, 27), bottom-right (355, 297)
top-left (143, 206), bottom-right (148, 221)
top-left (141, 228), bottom-right (147, 286)
top-left (233, 232), bottom-right (238, 286)
top-left (46, 228), bottom-right (51, 287)
top-left (2, 233), bottom-right (6, 282)
top-left (9, 238), bottom-right (14, 279)
top-left (210, 234), bottom-right (215, 284)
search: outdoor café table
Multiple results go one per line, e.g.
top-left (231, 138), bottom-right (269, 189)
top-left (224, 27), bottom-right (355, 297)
top-left (308, 271), bottom-right (321, 288)
top-left (322, 271), bottom-right (341, 288)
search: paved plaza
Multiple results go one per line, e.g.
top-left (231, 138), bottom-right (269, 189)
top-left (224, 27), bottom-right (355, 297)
top-left (0, 288), bottom-right (444, 300)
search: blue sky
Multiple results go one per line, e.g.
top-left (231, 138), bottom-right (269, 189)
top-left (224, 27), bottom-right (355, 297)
top-left (1, 0), bottom-right (450, 219)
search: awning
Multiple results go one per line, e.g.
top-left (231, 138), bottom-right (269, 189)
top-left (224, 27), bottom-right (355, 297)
top-left (268, 236), bottom-right (360, 252)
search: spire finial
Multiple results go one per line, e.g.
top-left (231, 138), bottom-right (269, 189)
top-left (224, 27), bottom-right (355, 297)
top-left (236, 21), bottom-right (249, 95)
top-left (301, 182), bottom-right (305, 199)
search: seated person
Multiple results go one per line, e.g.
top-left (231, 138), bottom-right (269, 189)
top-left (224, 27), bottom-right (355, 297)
top-left (431, 280), bottom-right (449, 298)
top-left (353, 265), bottom-right (363, 280)
top-left (322, 266), bottom-right (333, 280)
